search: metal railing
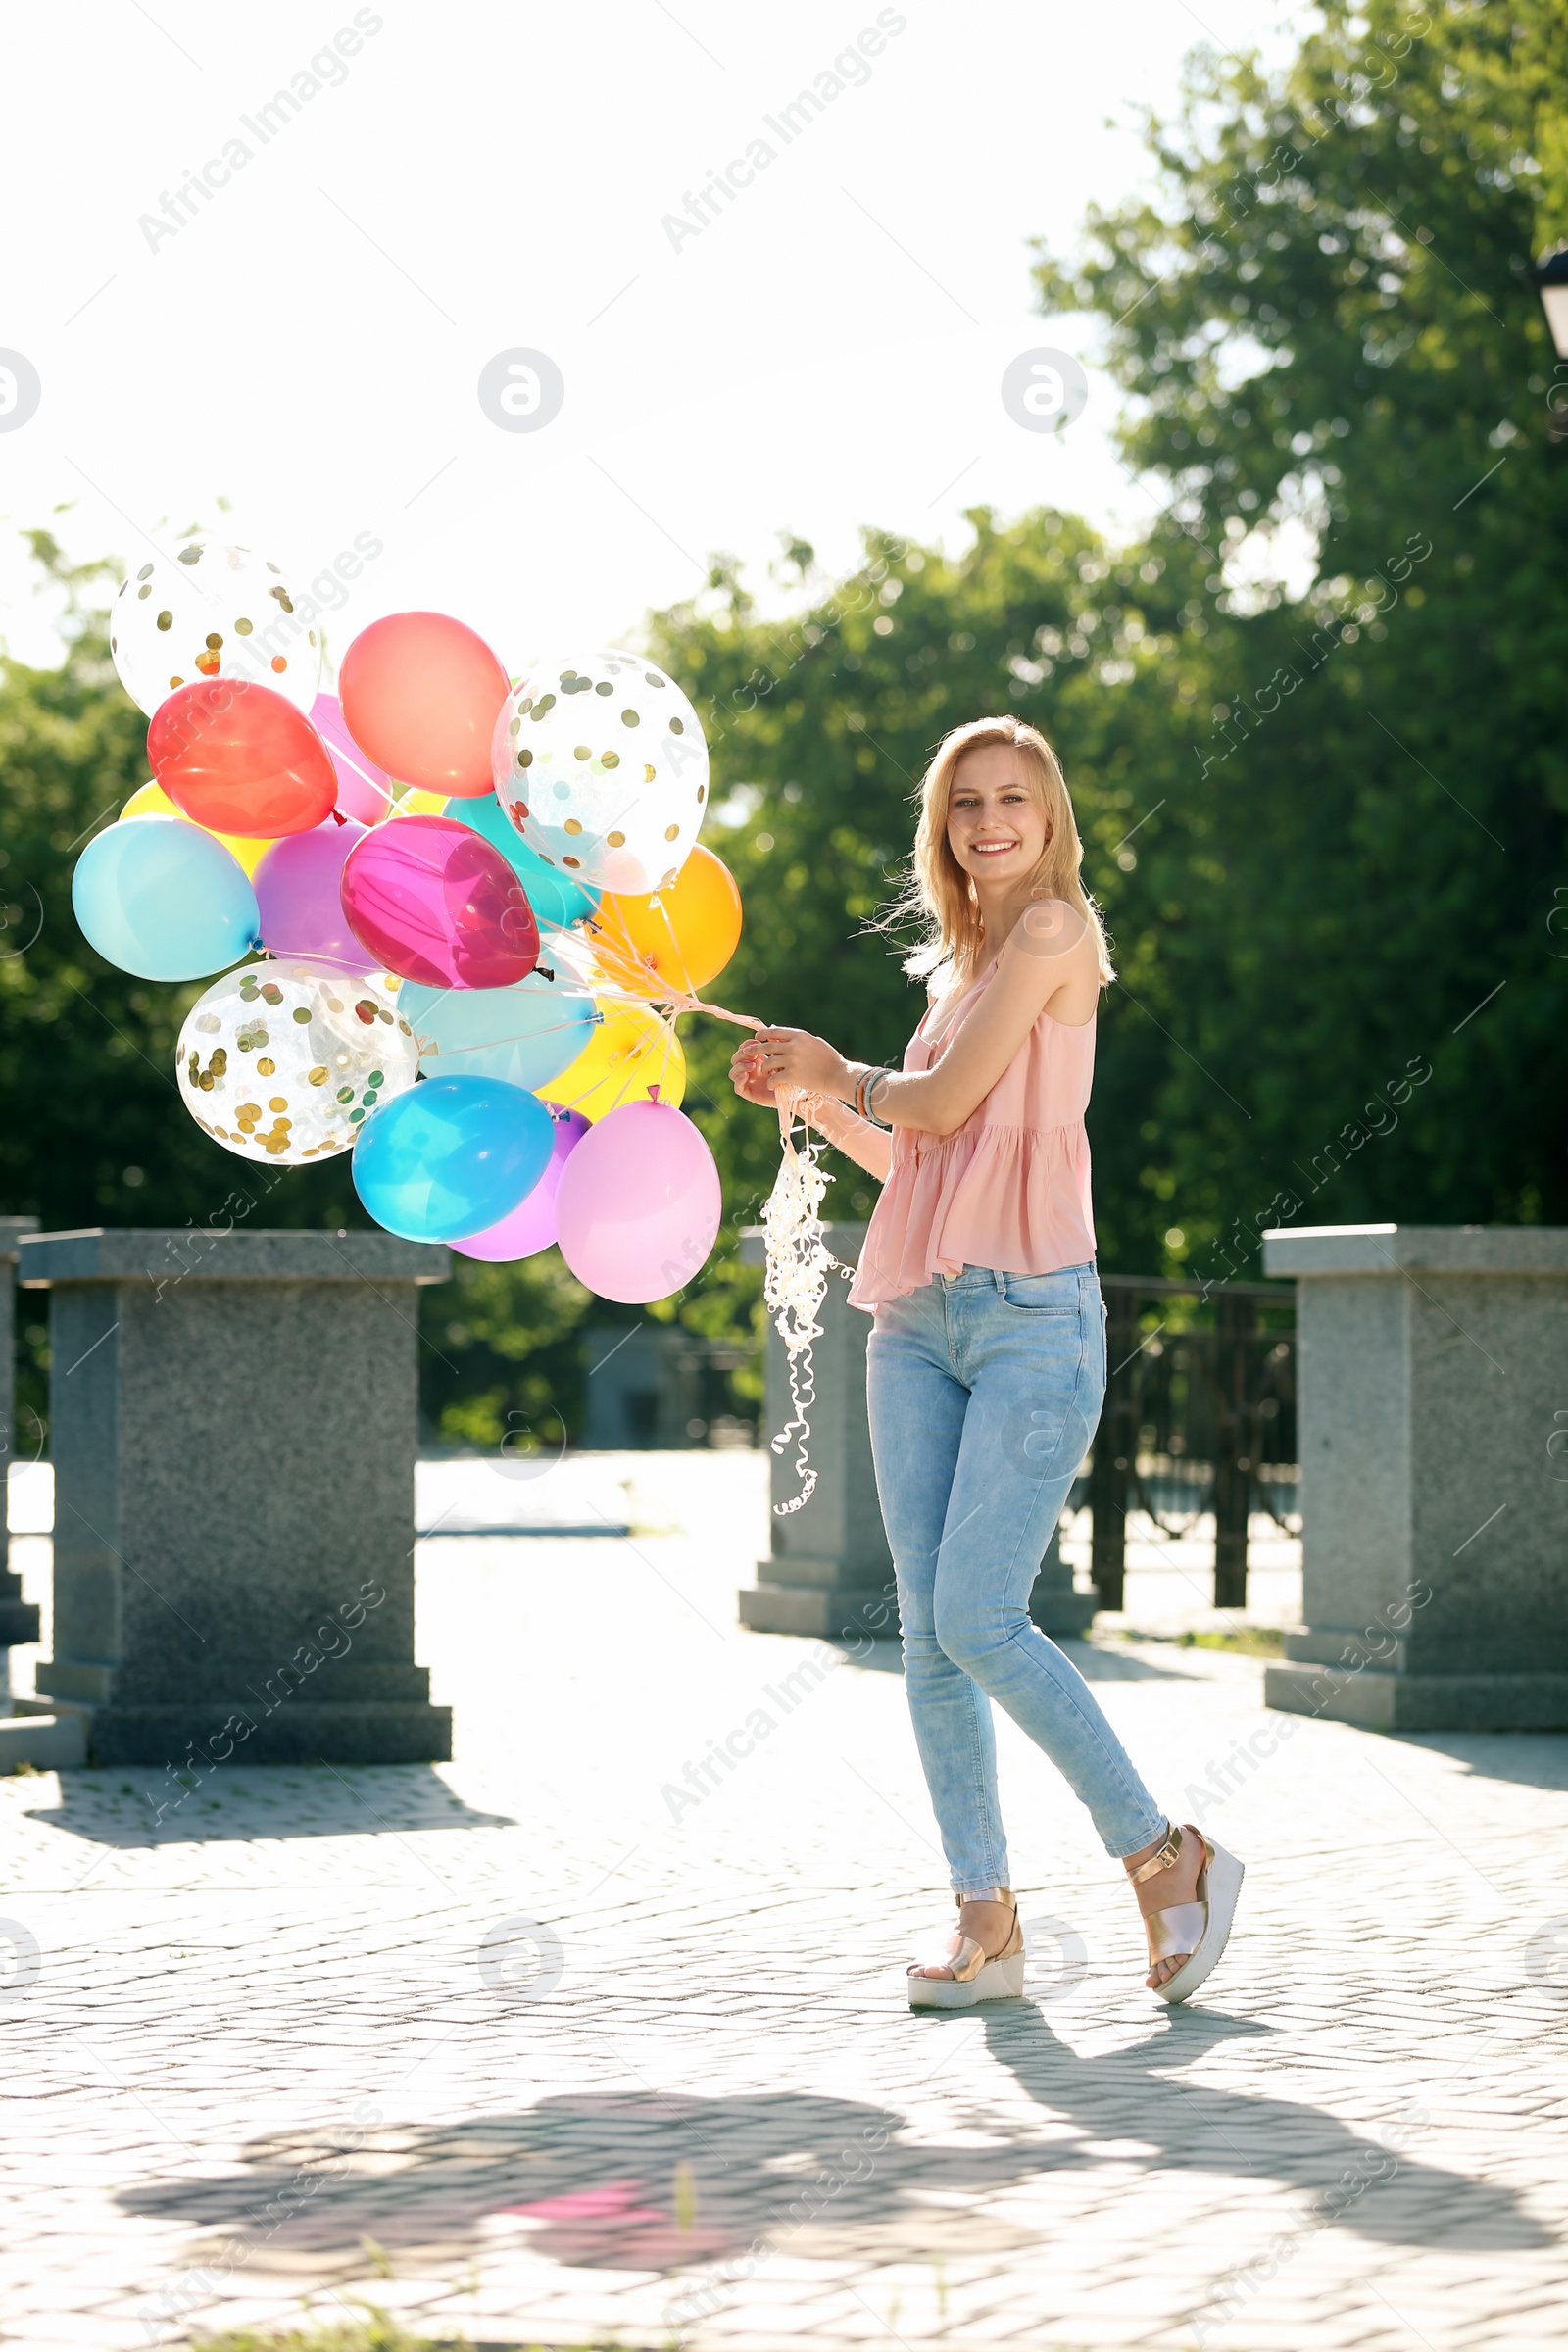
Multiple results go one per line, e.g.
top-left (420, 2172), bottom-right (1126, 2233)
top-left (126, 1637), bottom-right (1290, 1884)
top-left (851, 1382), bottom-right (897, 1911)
top-left (1086, 1276), bottom-right (1298, 1611)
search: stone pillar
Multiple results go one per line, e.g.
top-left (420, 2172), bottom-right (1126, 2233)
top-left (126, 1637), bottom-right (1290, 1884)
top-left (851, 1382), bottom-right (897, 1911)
top-left (1261, 1224), bottom-right (1568, 1731)
top-left (737, 1225), bottom-right (896, 1641)
top-left (18, 1228), bottom-right (453, 1765)
top-left (736, 1225), bottom-right (1094, 1642)
top-left (0, 1217), bottom-right (42, 1661)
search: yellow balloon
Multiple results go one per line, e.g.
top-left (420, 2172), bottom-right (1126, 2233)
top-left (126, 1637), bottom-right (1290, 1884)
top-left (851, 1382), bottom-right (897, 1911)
top-left (382, 784), bottom-right (448, 820)
top-left (541, 1001), bottom-right (685, 1120)
top-left (121, 781), bottom-right (277, 877)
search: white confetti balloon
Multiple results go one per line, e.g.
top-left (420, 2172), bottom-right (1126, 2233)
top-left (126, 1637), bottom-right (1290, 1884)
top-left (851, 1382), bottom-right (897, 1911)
top-left (176, 960), bottom-right (417, 1165)
top-left (110, 540), bottom-right (322, 719)
top-left (490, 649), bottom-right (709, 895)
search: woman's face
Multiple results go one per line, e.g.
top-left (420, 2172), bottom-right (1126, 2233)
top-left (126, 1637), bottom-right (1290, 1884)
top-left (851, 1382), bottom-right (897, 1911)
top-left (945, 744), bottom-right (1050, 887)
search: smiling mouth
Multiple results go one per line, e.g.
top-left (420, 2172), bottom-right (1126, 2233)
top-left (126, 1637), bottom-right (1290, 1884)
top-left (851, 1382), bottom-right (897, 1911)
top-left (970, 838), bottom-right (1021, 856)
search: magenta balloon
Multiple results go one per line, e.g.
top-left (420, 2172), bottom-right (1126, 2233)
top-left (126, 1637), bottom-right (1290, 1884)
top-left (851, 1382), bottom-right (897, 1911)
top-left (253, 816), bottom-right (368, 970)
top-left (339, 813), bottom-right (540, 989)
top-left (311, 690), bottom-right (393, 823)
top-left (450, 1104), bottom-right (588, 1262)
top-left (555, 1101), bottom-right (721, 1303)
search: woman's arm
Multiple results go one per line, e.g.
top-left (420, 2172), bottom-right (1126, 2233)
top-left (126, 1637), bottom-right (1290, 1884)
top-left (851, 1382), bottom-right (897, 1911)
top-left (750, 904), bottom-right (1099, 1139)
top-left (799, 1092), bottom-right (894, 1182)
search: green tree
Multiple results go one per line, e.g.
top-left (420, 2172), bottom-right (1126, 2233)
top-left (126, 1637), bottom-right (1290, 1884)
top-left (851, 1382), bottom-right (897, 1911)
top-left (1031, 0), bottom-right (1568, 1272)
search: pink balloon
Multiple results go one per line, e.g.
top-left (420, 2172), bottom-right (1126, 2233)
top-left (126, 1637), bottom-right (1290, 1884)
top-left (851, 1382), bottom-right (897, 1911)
top-left (555, 1100), bottom-right (721, 1303)
top-left (450, 1104), bottom-right (588, 1262)
top-left (311, 691), bottom-right (394, 823)
top-left (339, 813), bottom-right (539, 989)
top-left (254, 816), bottom-right (368, 970)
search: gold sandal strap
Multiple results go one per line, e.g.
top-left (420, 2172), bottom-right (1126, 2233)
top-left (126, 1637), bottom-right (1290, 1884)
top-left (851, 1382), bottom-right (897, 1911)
top-left (1129, 1825), bottom-right (1183, 1885)
top-left (910, 1892), bottom-right (1019, 1983)
top-left (1146, 1900), bottom-right (1206, 1963)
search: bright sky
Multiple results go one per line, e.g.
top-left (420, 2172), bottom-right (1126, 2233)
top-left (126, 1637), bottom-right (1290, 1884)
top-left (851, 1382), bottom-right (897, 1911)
top-left (0, 0), bottom-right (1304, 679)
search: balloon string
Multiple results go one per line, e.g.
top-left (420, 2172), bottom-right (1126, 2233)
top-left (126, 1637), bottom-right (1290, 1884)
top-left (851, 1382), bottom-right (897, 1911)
top-left (761, 1091), bottom-right (854, 1518)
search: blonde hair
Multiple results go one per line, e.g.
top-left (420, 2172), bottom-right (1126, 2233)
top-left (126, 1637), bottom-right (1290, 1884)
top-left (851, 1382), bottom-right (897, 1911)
top-left (886, 716), bottom-right (1113, 988)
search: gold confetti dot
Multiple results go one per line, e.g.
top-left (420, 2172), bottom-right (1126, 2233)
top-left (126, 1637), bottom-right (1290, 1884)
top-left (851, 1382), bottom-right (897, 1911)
top-left (137, 563), bottom-right (154, 581)
top-left (564, 818), bottom-right (583, 836)
top-left (257, 1057), bottom-right (275, 1076)
top-left (607, 829), bottom-right (626, 847)
top-left (669, 716), bottom-right (684, 735)
top-left (622, 709), bottom-right (640, 727)
top-left (601, 750), bottom-right (620, 770)
top-left (137, 584), bottom-right (151, 601)
top-left (517, 748), bottom-right (532, 768)
top-left (196, 653), bottom-right (220, 674)
top-left (205, 632), bottom-right (222, 650)
top-left (308, 1066), bottom-right (328, 1086)
top-left (664, 824), bottom-right (680, 841)
top-left (156, 611), bottom-right (173, 631)
top-left (269, 1096), bottom-right (288, 1112)
top-left (170, 675), bottom-right (183, 689)
top-left (697, 784), bottom-right (706, 802)
top-left (234, 617), bottom-right (253, 635)
top-left (643, 764), bottom-right (656, 782)
top-left (574, 745), bottom-right (591, 761)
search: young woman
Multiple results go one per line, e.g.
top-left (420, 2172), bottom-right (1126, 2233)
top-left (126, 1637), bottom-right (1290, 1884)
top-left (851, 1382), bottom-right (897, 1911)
top-left (730, 715), bottom-right (1243, 2009)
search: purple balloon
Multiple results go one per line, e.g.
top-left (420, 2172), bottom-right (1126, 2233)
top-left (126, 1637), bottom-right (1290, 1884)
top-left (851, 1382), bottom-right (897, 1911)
top-left (450, 1103), bottom-right (588, 1262)
top-left (253, 816), bottom-right (368, 970)
top-left (311, 690), bottom-right (393, 824)
top-left (555, 1100), bottom-right (721, 1303)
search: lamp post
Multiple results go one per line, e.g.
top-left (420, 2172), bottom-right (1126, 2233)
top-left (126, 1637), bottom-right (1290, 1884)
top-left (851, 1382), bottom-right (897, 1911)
top-left (1532, 246), bottom-right (1568, 359)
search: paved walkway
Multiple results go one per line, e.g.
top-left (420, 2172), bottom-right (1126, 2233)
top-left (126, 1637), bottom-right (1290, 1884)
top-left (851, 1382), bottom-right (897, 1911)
top-left (2, 1454), bottom-right (1565, 2350)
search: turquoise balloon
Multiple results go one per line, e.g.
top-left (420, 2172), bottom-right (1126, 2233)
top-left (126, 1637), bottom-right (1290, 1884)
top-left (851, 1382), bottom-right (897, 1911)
top-left (352, 1075), bottom-right (555, 1242)
top-left (72, 815), bottom-right (259, 981)
top-left (444, 791), bottom-right (601, 929)
top-left (401, 964), bottom-right (598, 1092)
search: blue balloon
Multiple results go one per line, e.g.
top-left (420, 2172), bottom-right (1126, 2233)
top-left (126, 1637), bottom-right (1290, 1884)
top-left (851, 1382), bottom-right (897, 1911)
top-left (73, 815), bottom-right (259, 981)
top-left (352, 1075), bottom-right (555, 1242)
top-left (401, 964), bottom-right (598, 1092)
top-left (444, 791), bottom-right (601, 929)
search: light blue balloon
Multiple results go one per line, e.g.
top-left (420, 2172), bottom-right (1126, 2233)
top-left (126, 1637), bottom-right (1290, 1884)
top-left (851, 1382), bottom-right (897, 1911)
top-left (353, 1075), bottom-right (555, 1242)
top-left (401, 964), bottom-right (598, 1092)
top-left (72, 815), bottom-right (260, 981)
top-left (445, 791), bottom-right (601, 929)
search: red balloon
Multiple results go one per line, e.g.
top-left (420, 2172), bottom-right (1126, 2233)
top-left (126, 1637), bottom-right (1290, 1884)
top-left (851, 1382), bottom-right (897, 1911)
top-left (339, 814), bottom-right (539, 989)
top-left (148, 679), bottom-right (337, 838)
top-left (338, 612), bottom-right (510, 798)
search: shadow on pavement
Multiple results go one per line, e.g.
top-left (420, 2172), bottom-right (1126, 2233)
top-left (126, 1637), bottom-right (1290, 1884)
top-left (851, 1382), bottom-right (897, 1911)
top-left (24, 1763), bottom-right (515, 1845)
top-left (1388, 1732), bottom-right (1568, 1790)
top-left (117, 2007), bottom-right (1548, 2289)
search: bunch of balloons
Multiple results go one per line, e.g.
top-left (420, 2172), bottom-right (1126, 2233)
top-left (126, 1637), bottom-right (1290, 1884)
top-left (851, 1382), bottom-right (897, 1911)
top-left (75, 542), bottom-right (745, 1303)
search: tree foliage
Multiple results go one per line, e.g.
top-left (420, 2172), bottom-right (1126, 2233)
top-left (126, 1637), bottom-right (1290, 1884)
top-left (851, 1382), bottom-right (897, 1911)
top-left (3, 0), bottom-right (1565, 1446)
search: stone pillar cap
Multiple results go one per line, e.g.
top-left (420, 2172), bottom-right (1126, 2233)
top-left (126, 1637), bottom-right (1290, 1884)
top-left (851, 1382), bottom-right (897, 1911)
top-left (738, 1220), bottom-right (865, 1267)
top-left (18, 1227), bottom-right (451, 1286)
top-left (1262, 1222), bottom-right (1568, 1276)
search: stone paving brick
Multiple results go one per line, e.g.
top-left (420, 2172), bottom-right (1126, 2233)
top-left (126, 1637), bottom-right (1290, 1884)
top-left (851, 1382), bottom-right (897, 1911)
top-left (1, 1452), bottom-right (1564, 2347)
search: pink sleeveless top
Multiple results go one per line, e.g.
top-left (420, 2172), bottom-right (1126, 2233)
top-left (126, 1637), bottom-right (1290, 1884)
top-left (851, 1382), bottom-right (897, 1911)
top-left (849, 961), bottom-right (1097, 1311)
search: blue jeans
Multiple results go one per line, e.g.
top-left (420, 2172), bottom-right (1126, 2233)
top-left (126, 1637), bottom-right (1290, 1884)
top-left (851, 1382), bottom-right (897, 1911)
top-left (866, 1263), bottom-right (1167, 1895)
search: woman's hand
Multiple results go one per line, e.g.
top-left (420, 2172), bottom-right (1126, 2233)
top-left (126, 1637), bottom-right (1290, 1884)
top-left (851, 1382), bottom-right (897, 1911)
top-left (729, 1034), bottom-right (778, 1108)
top-left (749, 1027), bottom-right (855, 1101)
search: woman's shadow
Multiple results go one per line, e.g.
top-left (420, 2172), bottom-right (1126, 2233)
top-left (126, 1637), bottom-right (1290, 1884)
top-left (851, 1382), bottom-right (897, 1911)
top-left (116, 1998), bottom-right (1544, 2288)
